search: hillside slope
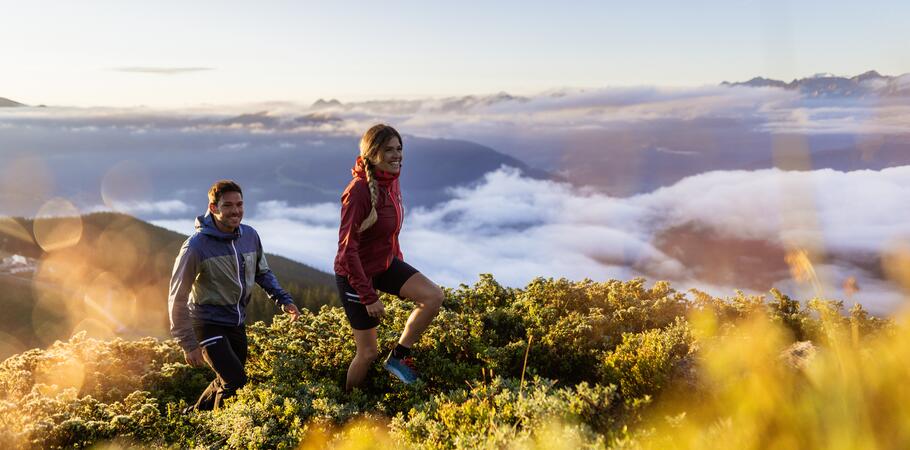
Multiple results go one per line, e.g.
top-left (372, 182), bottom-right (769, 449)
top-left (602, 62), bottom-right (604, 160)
top-left (0, 97), bottom-right (25, 107)
top-left (0, 212), bottom-right (335, 359)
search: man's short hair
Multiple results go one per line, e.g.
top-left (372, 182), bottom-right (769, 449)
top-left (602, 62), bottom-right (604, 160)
top-left (208, 180), bottom-right (243, 205)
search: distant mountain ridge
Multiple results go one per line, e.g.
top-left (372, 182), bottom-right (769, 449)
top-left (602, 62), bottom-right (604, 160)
top-left (0, 97), bottom-right (25, 107)
top-left (308, 92), bottom-right (528, 113)
top-left (722, 70), bottom-right (910, 97)
top-left (0, 126), bottom-right (553, 216)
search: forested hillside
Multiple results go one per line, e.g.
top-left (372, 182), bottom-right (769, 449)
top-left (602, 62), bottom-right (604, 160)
top-left (0, 212), bottom-right (336, 359)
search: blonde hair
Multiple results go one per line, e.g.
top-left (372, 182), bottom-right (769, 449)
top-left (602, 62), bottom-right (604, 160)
top-left (358, 124), bottom-right (402, 232)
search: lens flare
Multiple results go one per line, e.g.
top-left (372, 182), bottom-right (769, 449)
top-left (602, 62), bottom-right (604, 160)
top-left (30, 286), bottom-right (80, 345)
top-left (155, 246), bottom-right (181, 275)
top-left (35, 351), bottom-right (85, 394)
top-left (0, 157), bottom-right (55, 217)
top-left (83, 272), bottom-right (134, 334)
top-left (857, 133), bottom-right (884, 163)
top-left (298, 423), bottom-right (331, 450)
top-left (883, 238), bottom-right (910, 297)
top-left (769, 123), bottom-right (832, 301)
top-left (329, 418), bottom-right (395, 450)
top-left (0, 331), bottom-right (26, 362)
top-left (132, 282), bottom-right (169, 336)
top-left (101, 160), bottom-right (153, 212)
top-left (96, 222), bottom-right (150, 281)
top-left (32, 252), bottom-right (90, 344)
top-left (785, 248), bottom-right (823, 297)
top-left (33, 198), bottom-right (83, 252)
top-left (72, 318), bottom-right (117, 341)
top-left (843, 276), bottom-right (860, 300)
top-left (0, 216), bottom-right (34, 244)
top-left (34, 250), bottom-right (91, 294)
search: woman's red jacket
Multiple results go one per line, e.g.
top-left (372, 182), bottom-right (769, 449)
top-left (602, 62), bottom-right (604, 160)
top-left (333, 158), bottom-right (403, 305)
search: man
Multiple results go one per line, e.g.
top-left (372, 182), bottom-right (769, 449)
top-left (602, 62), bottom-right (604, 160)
top-left (168, 180), bottom-right (300, 411)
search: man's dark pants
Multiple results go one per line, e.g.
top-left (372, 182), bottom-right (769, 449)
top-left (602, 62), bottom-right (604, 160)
top-left (191, 322), bottom-right (248, 411)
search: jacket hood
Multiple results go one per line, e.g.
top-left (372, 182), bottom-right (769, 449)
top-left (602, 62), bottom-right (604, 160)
top-left (352, 156), bottom-right (400, 187)
top-left (195, 212), bottom-right (242, 240)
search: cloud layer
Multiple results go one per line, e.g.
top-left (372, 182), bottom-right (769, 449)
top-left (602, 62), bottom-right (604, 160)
top-left (4, 84), bottom-right (908, 200)
top-left (4, 85), bottom-right (909, 313)
top-left (157, 165), bottom-right (910, 314)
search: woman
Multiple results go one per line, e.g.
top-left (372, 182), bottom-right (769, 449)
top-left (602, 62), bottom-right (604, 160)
top-left (334, 124), bottom-right (443, 389)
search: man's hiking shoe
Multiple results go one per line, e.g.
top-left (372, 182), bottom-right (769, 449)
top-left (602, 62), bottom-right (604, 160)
top-left (383, 353), bottom-right (419, 384)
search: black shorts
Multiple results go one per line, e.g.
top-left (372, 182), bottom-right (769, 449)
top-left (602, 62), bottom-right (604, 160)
top-left (336, 258), bottom-right (419, 330)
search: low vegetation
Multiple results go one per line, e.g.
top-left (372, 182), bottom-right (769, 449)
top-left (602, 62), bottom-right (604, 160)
top-left (0, 275), bottom-right (902, 449)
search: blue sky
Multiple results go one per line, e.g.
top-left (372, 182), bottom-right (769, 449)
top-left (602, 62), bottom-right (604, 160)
top-left (3, 0), bottom-right (908, 107)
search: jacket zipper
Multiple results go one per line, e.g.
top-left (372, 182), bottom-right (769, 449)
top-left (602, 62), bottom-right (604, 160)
top-left (231, 240), bottom-right (243, 326)
top-left (388, 189), bottom-right (403, 265)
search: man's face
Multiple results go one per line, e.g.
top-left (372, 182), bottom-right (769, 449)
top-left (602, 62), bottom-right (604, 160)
top-left (209, 191), bottom-right (243, 231)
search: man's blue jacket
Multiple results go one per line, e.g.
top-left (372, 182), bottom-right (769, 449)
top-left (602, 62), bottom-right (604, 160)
top-left (168, 213), bottom-right (293, 352)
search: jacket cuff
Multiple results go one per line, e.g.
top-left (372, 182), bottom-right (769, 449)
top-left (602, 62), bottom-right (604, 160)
top-left (277, 297), bottom-right (295, 306)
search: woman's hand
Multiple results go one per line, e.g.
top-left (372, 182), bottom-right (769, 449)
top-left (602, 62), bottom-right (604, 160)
top-left (365, 300), bottom-right (385, 318)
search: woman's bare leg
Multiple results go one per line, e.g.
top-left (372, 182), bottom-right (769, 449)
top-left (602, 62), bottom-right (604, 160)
top-left (346, 327), bottom-right (379, 390)
top-left (397, 273), bottom-right (443, 348)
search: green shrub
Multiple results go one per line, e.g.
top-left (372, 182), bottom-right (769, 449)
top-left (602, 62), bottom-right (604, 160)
top-left (599, 319), bottom-right (694, 400)
top-left (0, 275), bottom-right (893, 449)
top-left (392, 377), bottom-right (616, 449)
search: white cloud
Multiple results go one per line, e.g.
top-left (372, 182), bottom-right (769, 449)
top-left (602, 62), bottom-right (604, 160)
top-left (636, 166), bottom-right (910, 253)
top-left (92, 200), bottom-right (192, 215)
top-left (3, 84), bottom-right (906, 138)
top-left (254, 201), bottom-right (339, 226)
top-left (222, 166), bottom-right (909, 313)
top-left (12, 87), bottom-right (905, 313)
top-left (150, 219), bottom-right (194, 236)
top-left (248, 218), bottom-right (340, 272)
top-left (217, 141), bottom-right (249, 151)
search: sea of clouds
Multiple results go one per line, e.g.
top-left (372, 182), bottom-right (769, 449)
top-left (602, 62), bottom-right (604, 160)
top-left (153, 164), bottom-right (910, 313)
top-left (4, 83), bottom-right (909, 312)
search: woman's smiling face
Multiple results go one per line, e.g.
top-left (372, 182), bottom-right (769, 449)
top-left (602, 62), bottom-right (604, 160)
top-left (374, 136), bottom-right (402, 173)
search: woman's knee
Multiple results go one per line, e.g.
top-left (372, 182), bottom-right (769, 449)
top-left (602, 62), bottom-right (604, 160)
top-left (356, 347), bottom-right (380, 362)
top-left (351, 327), bottom-right (379, 362)
top-left (421, 286), bottom-right (444, 313)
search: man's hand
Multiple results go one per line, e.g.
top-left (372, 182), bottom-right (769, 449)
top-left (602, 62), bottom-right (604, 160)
top-left (184, 348), bottom-right (205, 367)
top-left (365, 300), bottom-right (385, 318)
top-left (282, 303), bottom-right (301, 322)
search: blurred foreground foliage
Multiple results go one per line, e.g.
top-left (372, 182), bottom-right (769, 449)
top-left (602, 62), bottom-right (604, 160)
top-left (0, 275), bottom-right (903, 449)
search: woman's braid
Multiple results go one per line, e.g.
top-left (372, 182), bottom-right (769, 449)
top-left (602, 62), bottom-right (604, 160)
top-left (359, 160), bottom-right (380, 232)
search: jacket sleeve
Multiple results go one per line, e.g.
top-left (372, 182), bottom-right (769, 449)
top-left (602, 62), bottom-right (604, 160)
top-left (168, 239), bottom-right (199, 353)
top-left (254, 234), bottom-right (294, 307)
top-left (337, 182), bottom-right (380, 305)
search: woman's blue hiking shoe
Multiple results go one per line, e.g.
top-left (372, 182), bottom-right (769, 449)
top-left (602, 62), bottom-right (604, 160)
top-left (383, 353), bottom-right (419, 384)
